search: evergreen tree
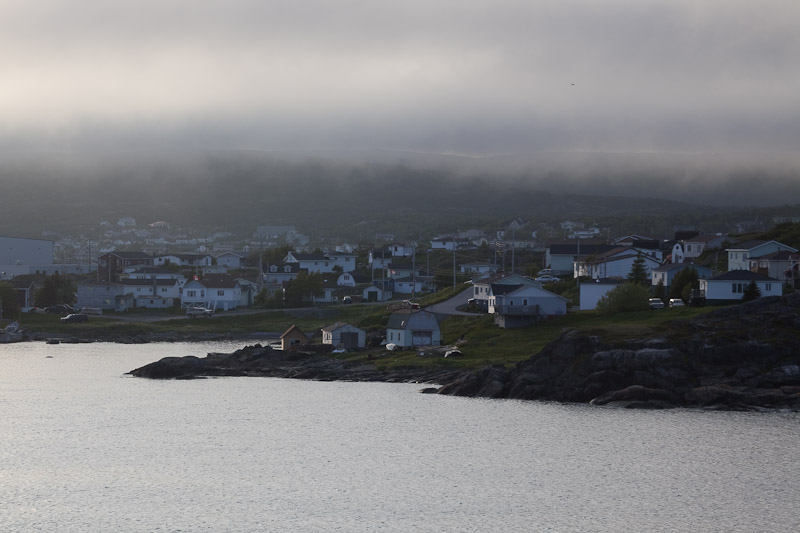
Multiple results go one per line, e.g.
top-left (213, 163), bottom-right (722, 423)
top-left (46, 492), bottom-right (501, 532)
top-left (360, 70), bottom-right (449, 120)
top-left (742, 280), bottom-right (762, 302)
top-left (669, 267), bottom-right (699, 300)
top-left (627, 253), bottom-right (649, 285)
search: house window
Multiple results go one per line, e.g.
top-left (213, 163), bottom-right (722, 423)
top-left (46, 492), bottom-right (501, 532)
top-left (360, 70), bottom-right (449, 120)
top-left (187, 290), bottom-right (196, 297)
top-left (766, 283), bottom-right (771, 291)
top-left (523, 299), bottom-right (528, 306)
top-left (217, 290), bottom-right (224, 296)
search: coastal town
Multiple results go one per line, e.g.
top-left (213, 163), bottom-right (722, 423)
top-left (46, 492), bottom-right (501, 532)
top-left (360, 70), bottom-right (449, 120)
top-left (2, 214), bottom-right (799, 349)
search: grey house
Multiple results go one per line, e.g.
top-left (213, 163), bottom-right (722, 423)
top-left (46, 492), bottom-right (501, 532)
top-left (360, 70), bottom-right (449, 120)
top-left (321, 322), bottom-right (366, 350)
top-left (386, 309), bottom-right (441, 347)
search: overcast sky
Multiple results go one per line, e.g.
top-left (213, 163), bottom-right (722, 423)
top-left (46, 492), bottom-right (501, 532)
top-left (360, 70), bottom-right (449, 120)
top-left (2, 0), bottom-right (799, 160)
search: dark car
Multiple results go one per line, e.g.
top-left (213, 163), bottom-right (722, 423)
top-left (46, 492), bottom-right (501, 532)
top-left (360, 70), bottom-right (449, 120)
top-left (60, 313), bottom-right (88, 324)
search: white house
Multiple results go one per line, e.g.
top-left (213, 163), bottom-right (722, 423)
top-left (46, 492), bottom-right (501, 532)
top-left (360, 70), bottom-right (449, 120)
top-left (390, 243), bottom-right (416, 257)
top-left (579, 279), bottom-right (626, 311)
top-left (582, 248), bottom-right (662, 281)
top-left (727, 240), bottom-right (797, 271)
top-left (472, 273), bottom-right (536, 310)
top-left (154, 253), bottom-right (213, 268)
top-left (749, 251), bottom-right (800, 281)
top-left (699, 270), bottom-right (782, 304)
top-left (121, 278), bottom-right (182, 309)
top-left (683, 234), bottom-right (727, 259)
top-left (264, 263), bottom-right (300, 284)
top-left (321, 323), bottom-right (366, 350)
top-left (651, 263), bottom-right (713, 290)
top-left (182, 274), bottom-right (242, 311)
top-left (459, 262), bottom-right (499, 276)
top-left (215, 252), bottom-right (243, 270)
top-left (392, 276), bottom-right (435, 295)
top-left (327, 252), bottom-right (357, 272)
top-left (284, 252), bottom-right (337, 273)
top-left (546, 241), bottom-right (615, 276)
top-left (386, 309), bottom-right (441, 347)
top-left (489, 283), bottom-right (568, 328)
top-left (363, 283), bottom-right (392, 302)
top-left (336, 272), bottom-right (369, 287)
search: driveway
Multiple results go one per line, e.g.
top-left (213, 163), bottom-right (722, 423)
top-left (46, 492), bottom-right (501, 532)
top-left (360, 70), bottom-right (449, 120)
top-left (425, 287), bottom-right (482, 316)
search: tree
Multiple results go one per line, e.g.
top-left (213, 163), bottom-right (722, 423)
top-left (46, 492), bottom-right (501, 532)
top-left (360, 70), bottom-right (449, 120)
top-left (669, 267), bottom-right (699, 301)
top-left (596, 282), bottom-right (650, 314)
top-left (0, 281), bottom-right (19, 319)
top-left (627, 253), bottom-right (649, 285)
top-left (742, 280), bottom-right (762, 302)
top-left (283, 271), bottom-right (324, 307)
top-left (33, 273), bottom-right (75, 307)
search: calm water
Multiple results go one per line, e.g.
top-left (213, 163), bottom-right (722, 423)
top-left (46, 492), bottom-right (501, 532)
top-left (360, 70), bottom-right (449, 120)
top-left (1, 341), bottom-right (799, 532)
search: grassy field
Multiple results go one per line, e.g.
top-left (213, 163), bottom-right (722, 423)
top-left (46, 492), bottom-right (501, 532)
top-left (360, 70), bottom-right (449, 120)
top-left (9, 290), bottom-right (715, 370)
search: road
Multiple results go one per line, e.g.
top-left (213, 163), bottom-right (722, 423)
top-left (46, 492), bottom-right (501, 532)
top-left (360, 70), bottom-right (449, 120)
top-left (425, 286), bottom-right (482, 316)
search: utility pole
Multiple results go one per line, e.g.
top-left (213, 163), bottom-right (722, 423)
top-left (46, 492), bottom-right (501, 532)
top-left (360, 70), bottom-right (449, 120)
top-left (452, 241), bottom-right (456, 289)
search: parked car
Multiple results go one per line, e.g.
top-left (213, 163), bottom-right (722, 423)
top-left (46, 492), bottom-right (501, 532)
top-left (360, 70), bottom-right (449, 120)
top-left (649, 298), bottom-right (665, 310)
top-left (669, 298), bottom-right (685, 307)
top-left (186, 306), bottom-right (214, 318)
top-left (535, 275), bottom-right (561, 283)
top-left (60, 313), bottom-right (88, 324)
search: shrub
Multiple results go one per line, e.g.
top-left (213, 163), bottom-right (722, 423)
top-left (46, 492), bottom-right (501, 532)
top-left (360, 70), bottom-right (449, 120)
top-left (596, 282), bottom-right (650, 314)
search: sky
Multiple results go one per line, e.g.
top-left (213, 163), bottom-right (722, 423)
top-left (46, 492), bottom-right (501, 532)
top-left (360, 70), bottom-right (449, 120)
top-left (1, 0), bottom-right (799, 163)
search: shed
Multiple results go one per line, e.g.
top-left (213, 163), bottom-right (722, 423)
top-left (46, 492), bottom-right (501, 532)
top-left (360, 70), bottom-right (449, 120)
top-left (280, 325), bottom-right (310, 351)
top-left (386, 309), bottom-right (441, 348)
top-left (321, 322), bottom-right (366, 350)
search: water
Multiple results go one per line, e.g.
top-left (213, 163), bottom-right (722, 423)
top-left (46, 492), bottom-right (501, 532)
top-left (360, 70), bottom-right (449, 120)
top-left (1, 341), bottom-right (799, 532)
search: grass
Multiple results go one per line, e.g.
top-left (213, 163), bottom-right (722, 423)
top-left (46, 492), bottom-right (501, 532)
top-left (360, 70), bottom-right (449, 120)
top-left (12, 298), bottom-right (717, 370)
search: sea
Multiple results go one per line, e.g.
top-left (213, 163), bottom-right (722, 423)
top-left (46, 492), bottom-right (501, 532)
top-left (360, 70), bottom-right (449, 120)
top-left (1, 341), bottom-right (799, 532)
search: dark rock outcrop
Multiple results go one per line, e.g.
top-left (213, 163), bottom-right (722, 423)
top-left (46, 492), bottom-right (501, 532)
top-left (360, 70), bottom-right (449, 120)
top-left (436, 292), bottom-right (800, 410)
top-left (128, 343), bottom-right (462, 385)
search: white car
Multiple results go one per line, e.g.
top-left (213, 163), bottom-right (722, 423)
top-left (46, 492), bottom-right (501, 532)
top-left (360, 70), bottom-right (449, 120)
top-left (668, 299), bottom-right (685, 307)
top-left (535, 275), bottom-right (561, 283)
top-left (186, 306), bottom-right (214, 318)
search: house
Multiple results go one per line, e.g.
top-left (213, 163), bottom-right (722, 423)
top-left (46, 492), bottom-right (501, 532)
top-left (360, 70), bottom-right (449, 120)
top-left (326, 252), bottom-right (357, 273)
top-left (280, 325), bottom-right (310, 350)
top-left (312, 277), bottom-right (340, 304)
top-left (472, 273), bottom-right (538, 310)
top-left (264, 263), bottom-right (300, 284)
top-left (392, 276), bottom-right (435, 295)
top-left (581, 248), bottom-right (662, 281)
top-left (390, 243), bottom-right (416, 257)
top-left (650, 263), bottom-right (713, 290)
top-left (8, 278), bottom-right (38, 312)
top-left (727, 240), bottom-right (797, 272)
top-left (363, 283), bottom-right (392, 302)
top-left (121, 266), bottom-right (186, 285)
top-left (459, 262), bottom-right (499, 276)
top-left (489, 283), bottom-right (568, 328)
top-left (120, 278), bottom-right (181, 309)
top-left (182, 274), bottom-right (242, 311)
top-left (546, 240), bottom-right (616, 276)
top-left (284, 252), bottom-right (336, 274)
top-left (76, 282), bottom-right (130, 311)
top-left (579, 279), bottom-right (626, 311)
top-left (749, 251), bottom-right (800, 281)
top-left (97, 251), bottom-right (153, 282)
top-left (369, 249), bottom-right (393, 271)
top-left (699, 270), bottom-right (782, 304)
top-left (388, 260), bottom-right (421, 280)
top-left (215, 252), bottom-right (243, 270)
top-left (321, 323), bottom-right (366, 350)
top-left (386, 309), bottom-right (441, 347)
top-left (336, 272), bottom-right (369, 287)
top-left (682, 234), bottom-right (727, 259)
top-left (154, 253), bottom-right (213, 269)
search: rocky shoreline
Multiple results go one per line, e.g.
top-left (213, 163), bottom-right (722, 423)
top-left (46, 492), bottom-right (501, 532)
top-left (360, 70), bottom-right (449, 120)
top-left (437, 292), bottom-right (800, 410)
top-left (127, 343), bottom-right (462, 385)
top-left (126, 292), bottom-right (800, 411)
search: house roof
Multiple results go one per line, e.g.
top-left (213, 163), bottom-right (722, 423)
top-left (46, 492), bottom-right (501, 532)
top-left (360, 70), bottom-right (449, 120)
top-left (490, 283), bottom-right (523, 296)
top-left (504, 285), bottom-right (569, 301)
top-left (386, 309), bottom-right (439, 330)
top-left (754, 251), bottom-right (800, 261)
top-left (121, 278), bottom-right (179, 286)
top-left (321, 322), bottom-right (363, 333)
top-left (685, 234), bottom-right (726, 244)
top-left (280, 324), bottom-right (307, 339)
top-left (104, 251), bottom-right (152, 259)
top-left (293, 253), bottom-right (329, 261)
top-left (708, 270), bottom-right (778, 282)
top-left (652, 262), bottom-right (711, 273)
